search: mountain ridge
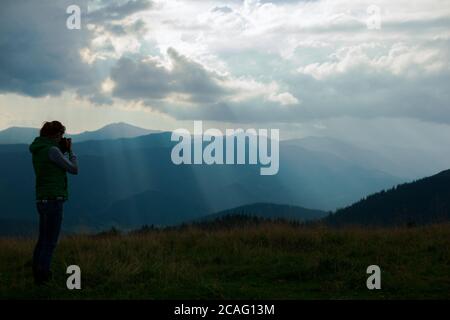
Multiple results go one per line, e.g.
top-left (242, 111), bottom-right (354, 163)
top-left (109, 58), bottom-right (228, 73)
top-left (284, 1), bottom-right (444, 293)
top-left (195, 202), bottom-right (328, 223)
top-left (0, 122), bottom-right (158, 144)
top-left (326, 169), bottom-right (450, 226)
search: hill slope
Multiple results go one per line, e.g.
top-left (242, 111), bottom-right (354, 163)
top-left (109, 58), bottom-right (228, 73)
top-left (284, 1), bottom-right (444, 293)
top-left (327, 169), bottom-right (450, 226)
top-left (0, 127), bottom-right (38, 144)
top-left (197, 203), bottom-right (327, 223)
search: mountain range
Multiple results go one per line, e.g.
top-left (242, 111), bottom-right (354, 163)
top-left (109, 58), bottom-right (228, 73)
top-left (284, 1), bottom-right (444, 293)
top-left (0, 122), bottom-right (158, 144)
top-left (0, 122), bottom-right (448, 234)
top-left (2, 123), bottom-right (448, 179)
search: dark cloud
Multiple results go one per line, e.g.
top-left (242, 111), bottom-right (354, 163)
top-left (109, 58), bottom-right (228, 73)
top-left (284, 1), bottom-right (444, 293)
top-left (0, 0), bottom-right (95, 97)
top-left (111, 48), bottom-right (232, 104)
top-left (102, 19), bottom-right (148, 36)
top-left (87, 1), bottom-right (152, 37)
top-left (107, 40), bottom-right (450, 124)
top-left (0, 0), bottom-right (152, 98)
top-left (87, 0), bottom-right (152, 23)
top-left (125, 61), bottom-right (450, 125)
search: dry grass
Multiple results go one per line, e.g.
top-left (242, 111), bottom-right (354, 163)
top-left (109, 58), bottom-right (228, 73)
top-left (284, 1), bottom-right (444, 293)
top-left (0, 222), bottom-right (449, 299)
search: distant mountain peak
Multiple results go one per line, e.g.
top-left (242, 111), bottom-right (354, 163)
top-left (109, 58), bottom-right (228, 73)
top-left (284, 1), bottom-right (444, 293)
top-left (70, 122), bottom-right (158, 142)
top-left (80, 122), bottom-right (150, 133)
top-left (99, 122), bottom-right (143, 129)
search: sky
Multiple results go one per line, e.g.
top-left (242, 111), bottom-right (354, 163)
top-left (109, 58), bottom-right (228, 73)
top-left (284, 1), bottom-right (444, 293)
top-left (0, 0), bottom-right (449, 151)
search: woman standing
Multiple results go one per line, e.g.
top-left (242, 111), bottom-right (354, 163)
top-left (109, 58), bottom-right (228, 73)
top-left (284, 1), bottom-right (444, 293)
top-left (29, 121), bottom-right (78, 285)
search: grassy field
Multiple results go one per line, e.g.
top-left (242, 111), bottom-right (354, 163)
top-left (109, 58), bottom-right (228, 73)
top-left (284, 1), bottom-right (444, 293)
top-left (0, 221), bottom-right (449, 299)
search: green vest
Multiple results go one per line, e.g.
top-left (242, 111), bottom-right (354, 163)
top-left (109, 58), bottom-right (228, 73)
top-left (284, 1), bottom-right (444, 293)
top-left (29, 137), bottom-right (68, 200)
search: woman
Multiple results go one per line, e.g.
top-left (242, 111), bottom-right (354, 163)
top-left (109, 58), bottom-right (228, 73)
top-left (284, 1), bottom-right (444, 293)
top-left (29, 121), bottom-right (78, 285)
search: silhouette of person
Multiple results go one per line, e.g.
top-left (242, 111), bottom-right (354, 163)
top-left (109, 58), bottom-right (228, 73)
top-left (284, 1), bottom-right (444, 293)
top-left (29, 121), bottom-right (78, 284)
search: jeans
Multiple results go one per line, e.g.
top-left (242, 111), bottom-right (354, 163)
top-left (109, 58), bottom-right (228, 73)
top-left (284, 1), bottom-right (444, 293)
top-left (32, 200), bottom-right (64, 277)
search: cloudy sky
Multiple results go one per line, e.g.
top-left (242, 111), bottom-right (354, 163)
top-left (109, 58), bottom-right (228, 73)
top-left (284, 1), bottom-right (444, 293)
top-left (0, 0), bottom-right (449, 150)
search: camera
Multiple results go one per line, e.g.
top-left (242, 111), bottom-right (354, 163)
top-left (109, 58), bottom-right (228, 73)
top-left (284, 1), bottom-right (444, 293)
top-left (59, 137), bottom-right (72, 154)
